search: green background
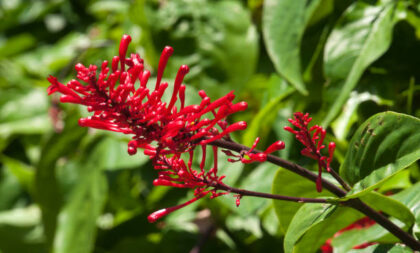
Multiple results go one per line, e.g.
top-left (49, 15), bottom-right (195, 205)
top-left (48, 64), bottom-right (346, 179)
top-left (0, 0), bottom-right (419, 252)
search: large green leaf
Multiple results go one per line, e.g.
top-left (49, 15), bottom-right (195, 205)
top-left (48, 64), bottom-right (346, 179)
top-left (35, 112), bottom-right (87, 246)
top-left (53, 157), bottom-right (107, 253)
top-left (361, 192), bottom-right (414, 228)
top-left (281, 181), bottom-right (415, 253)
top-left (263, 0), bottom-right (323, 95)
top-left (340, 112), bottom-right (420, 199)
top-left (322, 1), bottom-right (398, 126)
top-left (0, 155), bottom-right (35, 195)
top-left (0, 206), bottom-right (46, 253)
top-left (346, 244), bottom-right (413, 253)
top-left (236, 163), bottom-right (278, 216)
top-left (392, 182), bottom-right (420, 238)
top-left (331, 91), bottom-right (393, 141)
top-left (92, 136), bottom-right (149, 171)
top-left (0, 163), bottom-right (25, 211)
top-left (378, 169), bottom-right (412, 193)
top-left (272, 168), bottom-right (334, 233)
top-left (333, 183), bottom-right (420, 251)
top-left (284, 203), bottom-right (362, 253)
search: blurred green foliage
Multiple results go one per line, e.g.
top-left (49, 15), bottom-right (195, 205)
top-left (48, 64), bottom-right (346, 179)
top-left (0, 0), bottom-right (419, 252)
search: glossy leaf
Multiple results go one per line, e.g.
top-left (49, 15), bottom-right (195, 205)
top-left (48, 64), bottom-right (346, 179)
top-left (378, 169), bottom-right (412, 193)
top-left (392, 182), bottom-right (420, 238)
top-left (361, 192), bottom-right (414, 227)
top-left (340, 112), bottom-right (420, 199)
top-left (263, 0), bottom-right (322, 95)
top-left (337, 183), bottom-right (420, 247)
top-left (53, 160), bottom-right (107, 253)
top-left (331, 91), bottom-right (393, 141)
top-left (272, 168), bottom-right (334, 233)
top-left (322, 1), bottom-right (398, 125)
top-left (346, 244), bottom-right (413, 253)
top-left (284, 204), bottom-right (362, 253)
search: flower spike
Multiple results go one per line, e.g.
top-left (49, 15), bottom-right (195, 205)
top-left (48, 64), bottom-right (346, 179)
top-left (285, 112), bottom-right (336, 192)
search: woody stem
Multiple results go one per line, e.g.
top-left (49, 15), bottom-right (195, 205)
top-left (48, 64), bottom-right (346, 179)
top-left (210, 182), bottom-right (328, 203)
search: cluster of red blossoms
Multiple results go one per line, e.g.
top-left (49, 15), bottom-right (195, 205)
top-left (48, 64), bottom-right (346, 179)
top-left (284, 112), bottom-right (335, 192)
top-left (47, 35), bottom-right (287, 222)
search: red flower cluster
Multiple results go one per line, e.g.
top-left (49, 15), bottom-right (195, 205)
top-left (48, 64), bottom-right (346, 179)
top-left (284, 112), bottom-right (335, 192)
top-left (47, 34), bottom-right (284, 222)
top-left (47, 35), bottom-right (247, 157)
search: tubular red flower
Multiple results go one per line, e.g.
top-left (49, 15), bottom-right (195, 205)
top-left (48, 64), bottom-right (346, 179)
top-left (148, 193), bottom-right (208, 223)
top-left (155, 46), bottom-right (174, 90)
top-left (285, 112), bottom-right (336, 192)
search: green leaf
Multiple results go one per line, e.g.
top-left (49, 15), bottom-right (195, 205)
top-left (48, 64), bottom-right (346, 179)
top-left (331, 185), bottom-right (418, 251)
top-left (378, 169), bottom-right (412, 193)
top-left (35, 111), bottom-right (87, 247)
top-left (0, 88), bottom-right (51, 137)
top-left (237, 163), bottom-right (278, 216)
top-left (331, 91), bottom-right (393, 141)
top-left (263, 0), bottom-right (322, 95)
top-left (92, 136), bottom-right (149, 171)
top-left (272, 168), bottom-right (334, 233)
top-left (392, 182), bottom-right (420, 238)
top-left (0, 206), bottom-right (46, 253)
top-left (0, 164), bottom-right (24, 211)
top-left (261, 205), bottom-right (281, 236)
top-left (346, 244), bottom-right (413, 253)
top-left (53, 160), bottom-right (107, 253)
top-left (360, 191), bottom-right (414, 227)
top-left (284, 204), bottom-right (362, 253)
top-left (148, 0), bottom-right (258, 94)
top-left (16, 33), bottom-right (89, 77)
top-left (340, 112), bottom-right (420, 199)
top-left (0, 33), bottom-right (36, 58)
top-left (322, 1), bottom-right (398, 126)
top-left (0, 155), bottom-right (35, 195)
top-left (242, 87), bottom-right (293, 146)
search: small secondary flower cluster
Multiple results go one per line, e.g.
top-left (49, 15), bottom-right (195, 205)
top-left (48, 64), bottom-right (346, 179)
top-left (47, 35), bottom-right (285, 222)
top-left (284, 112), bottom-right (336, 192)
